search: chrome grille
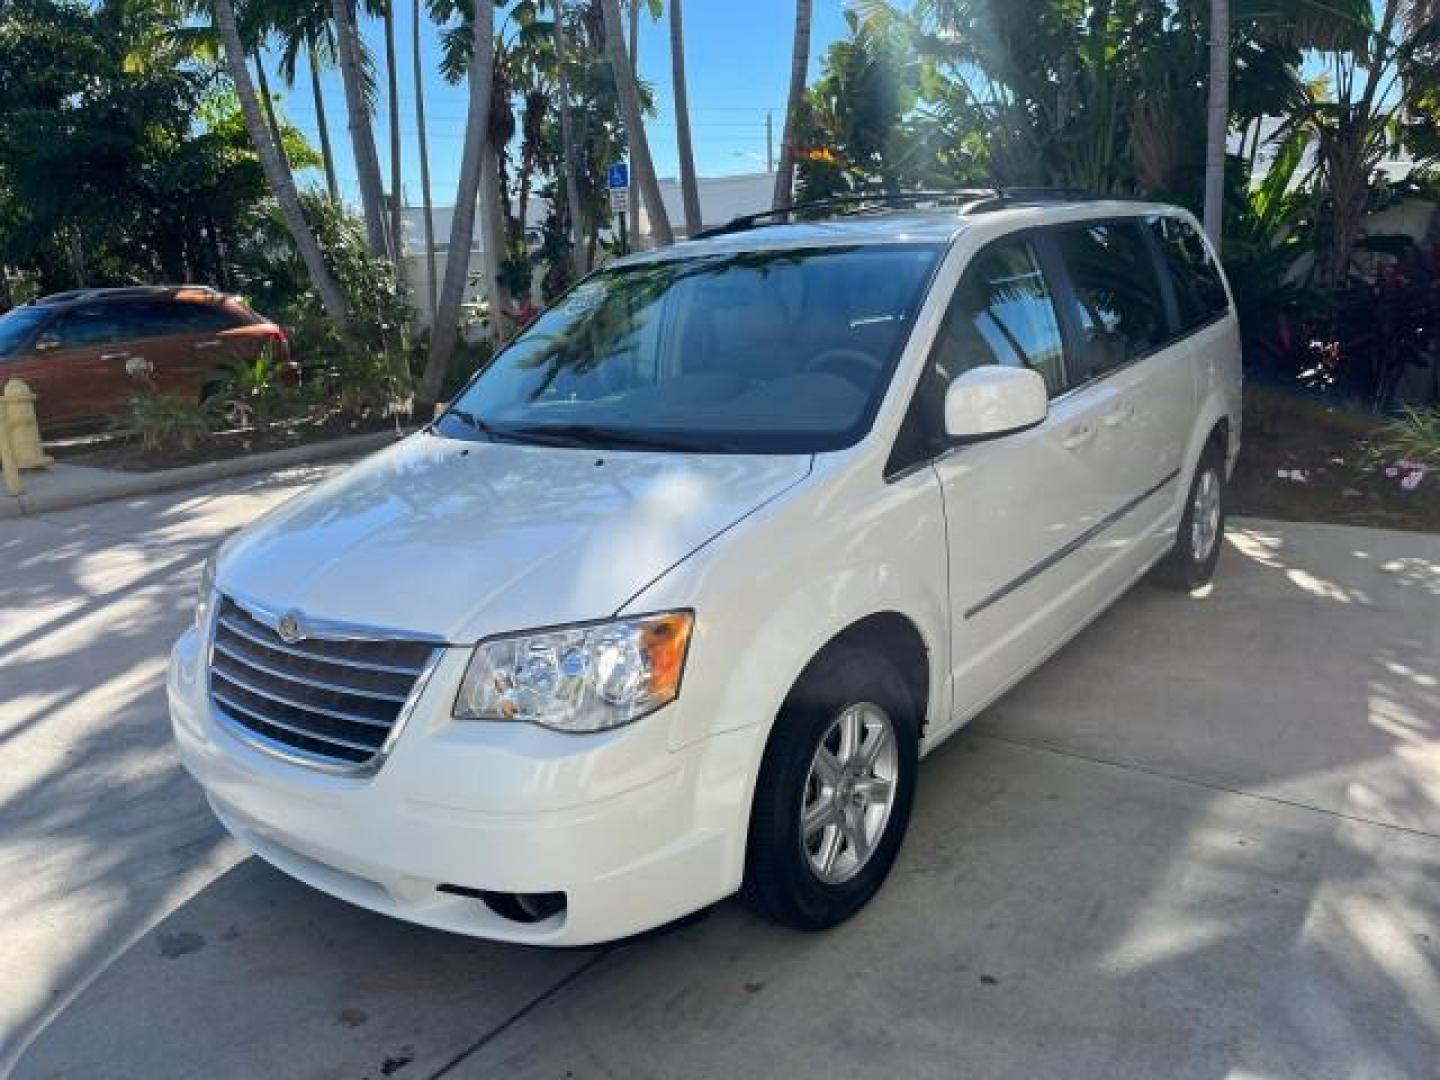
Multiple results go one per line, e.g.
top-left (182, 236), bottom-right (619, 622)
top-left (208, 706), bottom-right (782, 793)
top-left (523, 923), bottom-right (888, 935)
top-left (209, 598), bottom-right (437, 769)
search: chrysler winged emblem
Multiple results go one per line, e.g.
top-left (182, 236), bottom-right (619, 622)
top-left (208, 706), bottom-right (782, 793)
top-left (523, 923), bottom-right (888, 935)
top-left (276, 613), bottom-right (305, 644)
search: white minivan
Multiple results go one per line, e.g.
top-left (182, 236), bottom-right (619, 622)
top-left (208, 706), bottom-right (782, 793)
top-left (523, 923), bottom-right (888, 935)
top-left (169, 195), bottom-right (1241, 945)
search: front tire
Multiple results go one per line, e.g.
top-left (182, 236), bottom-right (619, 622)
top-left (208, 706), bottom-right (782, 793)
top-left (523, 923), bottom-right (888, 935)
top-left (741, 646), bottom-right (919, 930)
top-left (1153, 441), bottom-right (1226, 590)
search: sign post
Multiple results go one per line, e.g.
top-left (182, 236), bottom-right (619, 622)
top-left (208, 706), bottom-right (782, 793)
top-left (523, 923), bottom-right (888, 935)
top-left (607, 162), bottom-right (631, 253)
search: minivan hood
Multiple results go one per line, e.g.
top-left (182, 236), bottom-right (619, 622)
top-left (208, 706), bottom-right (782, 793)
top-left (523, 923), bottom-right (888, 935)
top-left (219, 434), bottom-right (811, 642)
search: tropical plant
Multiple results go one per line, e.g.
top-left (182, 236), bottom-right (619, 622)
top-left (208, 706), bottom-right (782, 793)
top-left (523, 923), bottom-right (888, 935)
top-left (669, 0), bottom-right (701, 234)
top-left (123, 389), bottom-right (214, 452)
top-left (1375, 406), bottom-right (1440, 471)
top-left (599, 0), bottom-right (671, 245)
top-left (331, 0), bottom-right (389, 257)
top-left (212, 0), bottom-right (351, 325)
top-left (1285, 0), bottom-right (1440, 286)
top-left (552, 0), bottom-right (588, 274)
top-left (422, 0), bottom-right (497, 407)
top-left (206, 347), bottom-right (298, 430)
top-left (413, 0), bottom-right (440, 318)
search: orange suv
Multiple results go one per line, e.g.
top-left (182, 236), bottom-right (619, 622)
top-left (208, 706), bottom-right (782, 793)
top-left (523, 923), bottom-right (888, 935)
top-left (0, 286), bottom-right (292, 431)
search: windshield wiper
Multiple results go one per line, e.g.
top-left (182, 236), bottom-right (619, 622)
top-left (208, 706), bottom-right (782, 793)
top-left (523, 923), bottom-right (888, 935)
top-left (502, 423), bottom-right (707, 452)
top-left (444, 408), bottom-right (497, 442)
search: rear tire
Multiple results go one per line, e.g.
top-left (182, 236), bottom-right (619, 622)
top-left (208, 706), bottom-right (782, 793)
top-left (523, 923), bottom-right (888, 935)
top-left (741, 646), bottom-right (919, 930)
top-left (1153, 440), bottom-right (1226, 590)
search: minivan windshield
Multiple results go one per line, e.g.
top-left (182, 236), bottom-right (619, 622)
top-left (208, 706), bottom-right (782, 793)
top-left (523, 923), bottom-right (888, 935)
top-left (438, 244), bottom-right (943, 453)
top-left (0, 307), bottom-right (49, 357)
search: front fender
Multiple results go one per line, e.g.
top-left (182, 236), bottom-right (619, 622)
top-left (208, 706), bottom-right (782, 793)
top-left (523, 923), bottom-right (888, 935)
top-left (626, 455), bottom-right (951, 890)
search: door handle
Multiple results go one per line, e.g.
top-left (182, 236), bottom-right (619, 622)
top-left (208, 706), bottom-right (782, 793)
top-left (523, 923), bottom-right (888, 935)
top-left (1062, 424), bottom-right (1096, 451)
top-left (100, 351), bottom-right (130, 362)
top-left (1102, 404), bottom-right (1136, 428)
top-left (194, 340), bottom-right (222, 350)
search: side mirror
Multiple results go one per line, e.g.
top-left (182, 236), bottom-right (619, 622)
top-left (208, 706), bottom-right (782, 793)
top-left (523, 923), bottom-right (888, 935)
top-left (33, 332), bottom-right (59, 353)
top-left (943, 366), bottom-right (1048, 442)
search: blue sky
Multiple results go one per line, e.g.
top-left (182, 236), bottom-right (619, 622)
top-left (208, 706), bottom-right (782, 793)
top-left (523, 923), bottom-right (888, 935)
top-left (269, 2), bottom-right (853, 208)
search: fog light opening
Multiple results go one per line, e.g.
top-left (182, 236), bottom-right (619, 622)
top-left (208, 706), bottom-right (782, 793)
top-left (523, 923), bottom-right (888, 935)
top-left (437, 884), bottom-right (567, 925)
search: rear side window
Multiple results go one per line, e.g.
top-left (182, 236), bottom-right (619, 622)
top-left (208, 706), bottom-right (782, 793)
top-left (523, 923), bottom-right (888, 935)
top-left (50, 305), bottom-right (144, 348)
top-left (1148, 215), bottom-right (1228, 329)
top-left (1051, 220), bottom-right (1167, 385)
top-left (131, 299), bottom-right (244, 336)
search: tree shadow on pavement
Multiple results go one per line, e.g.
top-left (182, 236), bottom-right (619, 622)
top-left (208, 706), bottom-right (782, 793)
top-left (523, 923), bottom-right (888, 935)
top-left (7, 509), bottom-right (1440, 1079)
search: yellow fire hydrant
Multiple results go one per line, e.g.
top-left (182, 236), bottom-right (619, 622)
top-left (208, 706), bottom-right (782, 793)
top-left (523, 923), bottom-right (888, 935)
top-left (0, 378), bottom-right (52, 496)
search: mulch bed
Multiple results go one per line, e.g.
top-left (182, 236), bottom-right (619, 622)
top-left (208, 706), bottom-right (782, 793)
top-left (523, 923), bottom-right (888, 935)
top-left (47, 416), bottom-right (402, 473)
top-left (1230, 385), bottom-right (1440, 533)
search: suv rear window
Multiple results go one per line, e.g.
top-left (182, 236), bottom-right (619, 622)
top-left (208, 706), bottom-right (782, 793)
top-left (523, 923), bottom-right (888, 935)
top-left (1147, 215), bottom-right (1229, 329)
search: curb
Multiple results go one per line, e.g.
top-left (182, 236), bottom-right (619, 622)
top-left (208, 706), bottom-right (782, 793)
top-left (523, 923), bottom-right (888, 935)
top-left (0, 430), bottom-right (402, 519)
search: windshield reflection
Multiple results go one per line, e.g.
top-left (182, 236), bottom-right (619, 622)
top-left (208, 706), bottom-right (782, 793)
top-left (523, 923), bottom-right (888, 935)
top-left (438, 244), bottom-right (942, 454)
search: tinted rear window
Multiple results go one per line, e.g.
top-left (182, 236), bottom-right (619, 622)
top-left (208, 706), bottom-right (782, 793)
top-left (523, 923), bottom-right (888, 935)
top-left (1051, 220), bottom-right (1167, 385)
top-left (1148, 215), bottom-right (1228, 329)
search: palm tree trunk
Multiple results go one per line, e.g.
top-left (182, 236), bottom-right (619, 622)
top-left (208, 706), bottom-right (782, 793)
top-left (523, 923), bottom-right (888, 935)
top-left (601, 0), bottom-right (672, 246)
top-left (309, 41), bottom-right (341, 201)
top-left (670, 0), bottom-right (701, 235)
top-left (1202, 0), bottom-right (1230, 245)
top-left (553, 0), bottom-right (587, 276)
top-left (412, 0), bottom-right (438, 321)
top-left (626, 0), bottom-right (642, 247)
top-left (253, 53), bottom-right (288, 168)
top-left (420, 0), bottom-right (496, 406)
top-left (331, 0), bottom-right (390, 258)
top-left (214, 0), bottom-right (349, 327)
top-left (480, 141), bottom-right (510, 346)
top-left (772, 0), bottom-right (811, 211)
top-left (383, 1), bottom-right (404, 270)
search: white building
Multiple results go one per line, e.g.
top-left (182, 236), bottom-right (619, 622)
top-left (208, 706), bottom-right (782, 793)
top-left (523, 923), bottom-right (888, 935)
top-left (399, 172), bottom-right (777, 327)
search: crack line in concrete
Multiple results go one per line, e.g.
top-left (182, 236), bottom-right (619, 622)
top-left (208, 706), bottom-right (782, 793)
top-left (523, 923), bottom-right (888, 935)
top-left (426, 948), bottom-right (614, 1078)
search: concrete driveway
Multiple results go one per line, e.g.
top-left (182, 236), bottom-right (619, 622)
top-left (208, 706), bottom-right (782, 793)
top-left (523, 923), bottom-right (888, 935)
top-left (3, 467), bottom-right (1438, 1079)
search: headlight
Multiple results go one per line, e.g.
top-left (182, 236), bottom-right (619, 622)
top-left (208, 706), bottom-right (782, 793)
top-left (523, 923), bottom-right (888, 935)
top-left (195, 553), bottom-right (217, 632)
top-left (453, 611), bottom-right (693, 733)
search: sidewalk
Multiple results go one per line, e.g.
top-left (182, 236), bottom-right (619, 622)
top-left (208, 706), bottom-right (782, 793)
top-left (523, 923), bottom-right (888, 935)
top-left (0, 430), bottom-right (400, 520)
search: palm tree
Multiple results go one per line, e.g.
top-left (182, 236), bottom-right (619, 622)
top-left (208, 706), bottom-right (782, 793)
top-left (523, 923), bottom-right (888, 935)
top-left (772, 0), bottom-right (812, 211)
top-left (307, 41), bottom-right (341, 200)
top-left (382, 0), bottom-right (404, 271)
top-left (212, 0), bottom-right (350, 326)
top-left (252, 50), bottom-right (288, 164)
top-left (1202, 0), bottom-right (1229, 244)
top-left (331, 0), bottom-right (389, 257)
top-left (600, 0), bottom-right (672, 245)
top-left (626, 0), bottom-right (642, 245)
top-left (421, 0), bottom-right (496, 406)
top-left (669, 0), bottom-right (701, 235)
top-left (413, 0), bottom-right (438, 319)
top-left (552, 0), bottom-right (587, 275)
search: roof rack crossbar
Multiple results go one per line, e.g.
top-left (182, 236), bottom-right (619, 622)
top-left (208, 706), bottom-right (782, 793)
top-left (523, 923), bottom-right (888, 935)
top-left (689, 186), bottom-right (1110, 239)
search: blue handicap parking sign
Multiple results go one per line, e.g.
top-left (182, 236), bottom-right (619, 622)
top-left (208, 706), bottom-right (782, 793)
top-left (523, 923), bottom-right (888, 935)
top-left (607, 162), bottom-right (630, 190)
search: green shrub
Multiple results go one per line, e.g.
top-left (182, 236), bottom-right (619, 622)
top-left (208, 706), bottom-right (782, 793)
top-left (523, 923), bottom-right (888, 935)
top-left (124, 392), bottom-right (212, 453)
top-left (206, 348), bottom-right (303, 431)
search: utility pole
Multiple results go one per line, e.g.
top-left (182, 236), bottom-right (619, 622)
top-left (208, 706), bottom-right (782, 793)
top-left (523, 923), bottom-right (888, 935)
top-left (766, 111), bottom-right (774, 173)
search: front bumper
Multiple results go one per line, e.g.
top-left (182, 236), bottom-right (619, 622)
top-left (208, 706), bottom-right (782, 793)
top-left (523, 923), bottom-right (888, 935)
top-left (168, 627), bottom-right (757, 945)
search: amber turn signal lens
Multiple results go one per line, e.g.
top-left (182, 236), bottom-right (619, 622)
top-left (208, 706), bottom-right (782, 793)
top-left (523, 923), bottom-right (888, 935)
top-left (642, 612), bottom-right (693, 704)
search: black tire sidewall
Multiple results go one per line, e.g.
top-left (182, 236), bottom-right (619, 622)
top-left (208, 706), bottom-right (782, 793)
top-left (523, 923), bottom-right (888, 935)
top-left (1172, 446), bottom-right (1226, 587)
top-left (744, 647), bottom-right (919, 930)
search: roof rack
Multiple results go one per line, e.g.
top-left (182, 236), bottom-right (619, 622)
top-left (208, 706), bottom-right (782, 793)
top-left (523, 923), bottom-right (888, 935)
top-left (689, 186), bottom-right (1107, 240)
top-left (34, 284), bottom-right (219, 305)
